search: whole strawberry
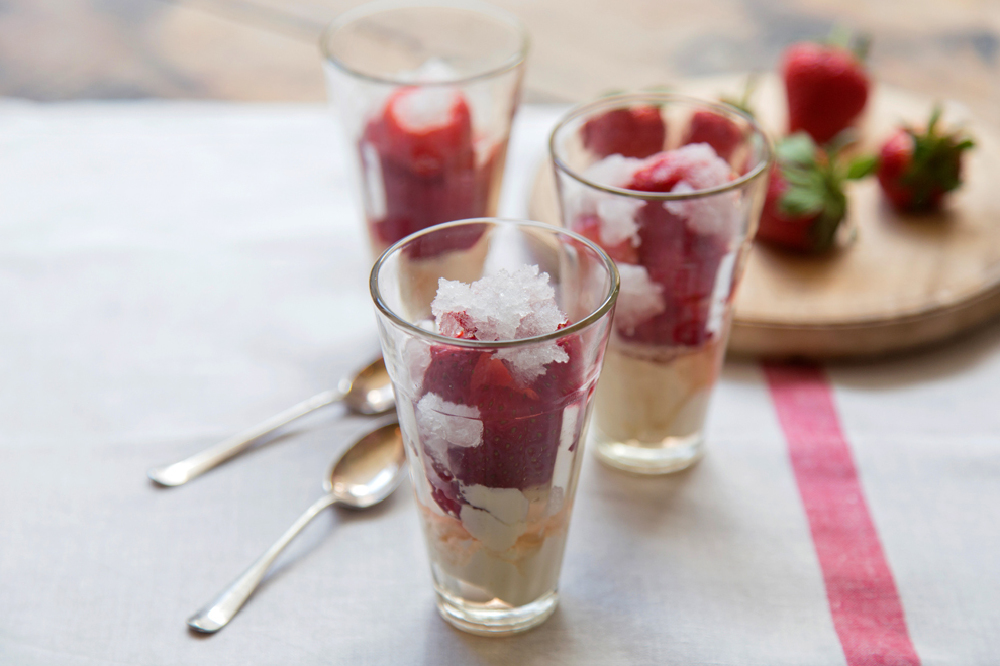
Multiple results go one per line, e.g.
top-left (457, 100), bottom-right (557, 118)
top-left (682, 76), bottom-right (758, 161)
top-left (582, 104), bottom-right (666, 158)
top-left (684, 110), bottom-right (743, 161)
top-left (756, 133), bottom-right (876, 252)
top-left (782, 32), bottom-right (871, 145)
top-left (877, 106), bottom-right (974, 212)
top-left (366, 86), bottom-right (474, 176)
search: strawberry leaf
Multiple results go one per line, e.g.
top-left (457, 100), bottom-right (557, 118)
top-left (774, 132), bottom-right (854, 250)
top-left (825, 26), bottom-right (871, 63)
top-left (926, 104), bottom-right (942, 136)
top-left (721, 74), bottom-right (759, 117)
top-left (781, 187), bottom-right (825, 216)
top-left (846, 154), bottom-right (878, 180)
top-left (852, 34), bottom-right (872, 63)
top-left (777, 132), bottom-right (818, 165)
top-left (826, 128), bottom-right (860, 156)
top-left (898, 105), bottom-right (976, 208)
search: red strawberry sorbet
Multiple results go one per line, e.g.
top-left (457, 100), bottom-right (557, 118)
top-left (568, 143), bottom-right (736, 347)
top-left (410, 266), bottom-right (587, 514)
top-left (360, 87), bottom-right (502, 256)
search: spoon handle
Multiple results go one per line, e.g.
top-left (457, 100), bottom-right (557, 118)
top-left (187, 492), bottom-right (339, 633)
top-left (147, 389), bottom-right (344, 487)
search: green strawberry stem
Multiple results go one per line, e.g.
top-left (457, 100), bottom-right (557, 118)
top-left (899, 104), bottom-right (975, 208)
top-left (846, 154), bottom-right (879, 180)
top-left (825, 25), bottom-right (871, 63)
top-left (721, 73), bottom-right (759, 117)
top-left (777, 132), bottom-right (876, 249)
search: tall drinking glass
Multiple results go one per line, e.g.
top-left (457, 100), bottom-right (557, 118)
top-left (550, 93), bottom-right (771, 474)
top-left (322, 1), bottom-right (528, 257)
top-left (370, 219), bottom-right (618, 634)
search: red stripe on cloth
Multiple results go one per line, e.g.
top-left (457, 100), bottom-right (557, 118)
top-left (764, 363), bottom-right (920, 666)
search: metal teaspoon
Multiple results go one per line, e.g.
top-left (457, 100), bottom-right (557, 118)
top-left (186, 418), bottom-right (406, 633)
top-left (147, 357), bottom-right (395, 487)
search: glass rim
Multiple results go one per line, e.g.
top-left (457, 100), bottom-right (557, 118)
top-left (370, 218), bottom-right (620, 349)
top-left (320, 0), bottom-right (530, 88)
top-left (549, 92), bottom-right (774, 201)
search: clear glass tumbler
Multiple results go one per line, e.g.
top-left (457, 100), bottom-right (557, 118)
top-left (550, 93), bottom-right (771, 474)
top-left (321, 1), bottom-right (528, 257)
top-left (370, 219), bottom-right (618, 635)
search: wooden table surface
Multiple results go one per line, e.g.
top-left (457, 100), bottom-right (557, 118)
top-left (5, 0), bottom-right (998, 115)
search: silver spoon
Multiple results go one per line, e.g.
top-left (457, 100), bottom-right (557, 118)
top-left (147, 357), bottom-right (395, 487)
top-left (187, 419), bottom-right (406, 634)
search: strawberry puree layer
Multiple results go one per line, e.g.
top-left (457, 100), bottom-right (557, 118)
top-left (569, 143), bottom-right (737, 348)
top-left (360, 87), bottom-right (502, 255)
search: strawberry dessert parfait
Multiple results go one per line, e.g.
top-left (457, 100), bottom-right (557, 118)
top-left (321, 1), bottom-right (527, 257)
top-left (371, 220), bottom-right (618, 635)
top-left (550, 93), bottom-right (771, 474)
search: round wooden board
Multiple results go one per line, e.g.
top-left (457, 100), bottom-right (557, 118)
top-left (529, 75), bottom-right (1000, 359)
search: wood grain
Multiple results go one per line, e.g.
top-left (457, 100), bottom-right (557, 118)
top-left (529, 75), bottom-right (1000, 358)
top-left (1, 0), bottom-right (996, 117)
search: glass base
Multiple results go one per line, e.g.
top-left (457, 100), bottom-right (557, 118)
top-left (435, 588), bottom-right (558, 636)
top-left (592, 427), bottom-right (704, 474)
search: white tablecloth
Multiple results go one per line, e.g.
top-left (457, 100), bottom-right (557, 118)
top-left (1, 101), bottom-right (998, 665)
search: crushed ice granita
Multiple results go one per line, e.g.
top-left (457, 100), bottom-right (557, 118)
top-left (395, 266), bottom-right (593, 607)
top-left (567, 142), bottom-right (740, 468)
top-left (359, 84), bottom-right (503, 257)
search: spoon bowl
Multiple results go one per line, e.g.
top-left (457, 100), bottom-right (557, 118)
top-left (341, 358), bottom-right (395, 416)
top-left (326, 420), bottom-right (406, 508)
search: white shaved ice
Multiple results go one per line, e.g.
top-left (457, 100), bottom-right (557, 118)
top-left (494, 341), bottom-right (569, 385)
top-left (460, 484), bottom-right (530, 526)
top-left (396, 58), bottom-right (462, 84)
top-left (583, 153), bottom-right (644, 189)
top-left (432, 265), bottom-right (563, 340)
top-left (415, 393), bottom-right (483, 460)
top-left (568, 143), bottom-right (738, 244)
top-left (662, 143), bottom-right (732, 190)
top-left (595, 196), bottom-right (644, 247)
top-left (615, 264), bottom-right (666, 332)
top-left (661, 143), bottom-right (739, 236)
top-left (403, 338), bottom-right (432, 393)
top-left (564, 155), bottom-right (646, 248)
top-left (432, 266), bottom-right (569, 383)
top-left (460, 504), bottom-right (527, 552)
top-left (396, 59), bottom-right (499, 158)
top-left (393, 87), bottom-right (462, 131)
